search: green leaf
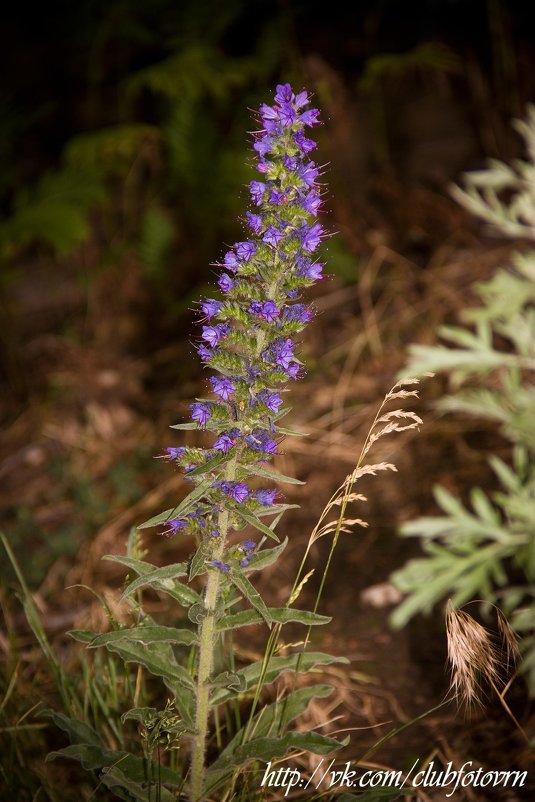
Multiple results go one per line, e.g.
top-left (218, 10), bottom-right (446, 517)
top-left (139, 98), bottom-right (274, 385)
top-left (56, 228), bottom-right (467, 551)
top-left (170, 422), bottom-right (199, 430)
top-left (217, 607), bottom-right (330, 631)
top-left (68, 629), bottom-right (96, 643)
top-left (246, 538), bottom-right (288, 572)
top-left (136, 508), bottom-right (175, 530)
top-left (137, 478), bottom-right (213, 529)
top-left (249, 464), bottom-right (305, 485)
top-left (206, 685), bottom-right (333, 791)
top-left (229, 571), bottom-right (272, 627)
top-left (224, 731), bottom-right (348, 764)
top-left (87, 626), bottom-right (196, 648)
top-left (234, 509), bottom-right (280, 542)
top-left (210, 671), bottom-right (246, 691)
top-left (42, 710), bottom-right (103, 748)
top-left (189, 541), bottom-right (211, 580)
top-left (119, 563), bottom-right (189, 602)
top-left (211, 652), bottom-right (348, 705)
top-left (186, 451), bottom-right (229, 477)
top-left (104, 555), bottom-right (201, 608)
top-left (101, 765), bottom-right (179, 802)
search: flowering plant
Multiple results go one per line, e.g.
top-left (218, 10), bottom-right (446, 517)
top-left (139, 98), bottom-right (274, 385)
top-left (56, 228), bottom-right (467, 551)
top-left (51, 84), bottom-right (353, 802)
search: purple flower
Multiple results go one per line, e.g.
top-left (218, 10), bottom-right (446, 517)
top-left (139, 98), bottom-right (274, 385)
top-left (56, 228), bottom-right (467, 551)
top-left (300, 107), bottom-right (320, 126)
top-left (224, 251), bottom-right (240, 272)
top-left (242, 538), bottom-right (256, 551)
top-left (259, 103), bottom-right (279, 122)
top-left (210, 560), bottom-right (230, 574)
top-left (269, 189), bottom-right (286, 206)
top-left (263, 226), bottom-right (285, 247)
top-left (197, 343), bottom-right (213, 361)
top-left (249, 300), bottom-right (279, 322)
top-left (255, 488), bottom-right (278, 505)
top-left (210, 375), bottom-right (235, 400)
top-left (235, 241), bottom-right (256, 262)
top-left (162, 517), bottom-right (188, 537)
top-left (294, 129), bottom-right (316, 153)
top-left (279, 102), bottom-right (296, 127)
top-left (253, 136), bottom-right (273, 157)
top-left (219, 481), bottom-right (250, 503)
top-left (296, 256), bottom-right (324, 280)
top-left (246, 212), bottom-right (263, 233)
top-left (218, 273), bottom-right (234, 293)
top-left (301, 190), bottom-right (322, 214)
top-left (213, 428), bottom-right (239, 453)
top-left (202, 324), bottom-right (228, 348)
top-left (240, 557), bottom-right (250, 567)
top-left (301, 223), bottom-right (323, 253)
top-left (164, 447), bottom-right (186, 460)
top-left (294, 90), bottom-right (309, 108)
top-left (246, 429), bottom-right (278, 455)
top-left (200, 298), bottom-right (222, 320)
top-left (283, 155), bottom-right (298, 171)
top-left (283, 303), bottom-right (311, 323)
top-left (273, 338), bottom-right (295, 369)
top-left (191, 402), bottom-right (211, 427)
top-left (299, 161), bottom-right (319, 187)
top-left (250, 181), bottom-right (267, 205)
top-left (257, 390), bottom-right (283, 412)
top-left (274, 83), bottom-right (294, 104)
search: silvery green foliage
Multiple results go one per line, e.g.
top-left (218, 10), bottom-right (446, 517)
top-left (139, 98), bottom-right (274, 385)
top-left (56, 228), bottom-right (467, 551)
top-left (392, 107), bottom-right (535, 695)
top-left (49, 86), bottom-right (350, 802)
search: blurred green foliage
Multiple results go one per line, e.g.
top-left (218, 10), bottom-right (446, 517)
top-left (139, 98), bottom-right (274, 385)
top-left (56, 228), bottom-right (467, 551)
top-left (392, 107), bottom-right (535, 694)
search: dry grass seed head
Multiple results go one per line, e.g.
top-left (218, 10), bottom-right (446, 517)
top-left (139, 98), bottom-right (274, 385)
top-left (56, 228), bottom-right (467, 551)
top-left (446, 602), bottom-right (502, 708)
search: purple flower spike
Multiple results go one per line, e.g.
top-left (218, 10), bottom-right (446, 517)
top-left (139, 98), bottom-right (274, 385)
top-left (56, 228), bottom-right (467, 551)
top-left (191, 402), bottom-right (211, 427)
top-left (210, 375), bottom-right (235, 400)
top-left (161, 85), bottom-right (329, 583)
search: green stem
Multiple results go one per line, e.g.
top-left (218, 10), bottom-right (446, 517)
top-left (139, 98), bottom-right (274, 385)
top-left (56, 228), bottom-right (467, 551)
top-left (189, 461), bottom-right (235, 802)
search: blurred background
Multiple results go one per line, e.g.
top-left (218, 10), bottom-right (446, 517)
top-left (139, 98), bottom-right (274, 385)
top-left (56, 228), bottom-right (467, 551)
top-left (1, 0), bottom-right (535, 798)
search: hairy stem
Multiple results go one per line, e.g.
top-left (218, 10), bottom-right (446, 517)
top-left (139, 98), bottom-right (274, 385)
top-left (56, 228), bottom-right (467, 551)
top-left (190, 461), bottom-right (235, 801)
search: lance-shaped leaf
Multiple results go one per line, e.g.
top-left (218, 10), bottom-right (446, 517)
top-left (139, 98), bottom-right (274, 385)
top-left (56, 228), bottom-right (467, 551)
top-left (104, 555), bottom-right (200, 608)
top-left (186, 451), bottom-right (229, 477)
top-left (234, 509), bottom-right (280, 542)
top-left (209, 731), bottom-right (348, 776)
top-left (119, 562), bottom-right (189, 602)
top-left (216, 607), bottom-right (331, 631)
top-left (101, 765), bottom-right (179, 802)
top-left (245, 538), bottom-right (287, 572)
top-left (229, 571), bottom-right (272, 627)
top-left (87, 626), bottom-right (197, 648)
top-left (249, 464), bottom-right (306, 485)
top-left (211, 652), bottom-right (348, 705)
top-left (137, 478), bottom-right (213, 530)
top-left (189, 541), bottom-right (212, 580)
top-left (210, 671), bottom-right (247, 692)
top-left (206, 684), bottom-right (333, 790)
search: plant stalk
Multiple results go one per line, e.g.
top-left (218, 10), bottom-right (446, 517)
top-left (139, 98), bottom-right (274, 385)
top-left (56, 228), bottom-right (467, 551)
top-left (189, 462), bottom-right (234, 801)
